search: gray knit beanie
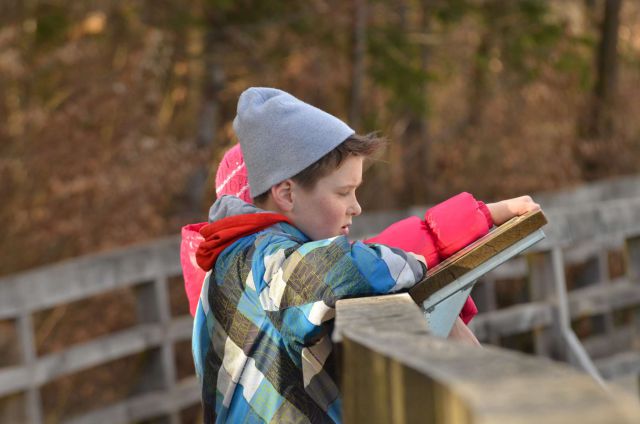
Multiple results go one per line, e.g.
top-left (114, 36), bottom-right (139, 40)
top-left (233, 87), bottom-right (355, 198)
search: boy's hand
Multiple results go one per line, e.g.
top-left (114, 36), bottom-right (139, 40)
top-left (486, 195), bottom-right (540, 226)
top-left (448, 317), bottom-right (481, 346)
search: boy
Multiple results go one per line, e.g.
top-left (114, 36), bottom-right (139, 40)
top-left (192, 87), bottom-right (539, 423)
top-left (182, 144), bottom-right (487, 325)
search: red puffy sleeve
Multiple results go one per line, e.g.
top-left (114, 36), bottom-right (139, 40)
top-left (365, 192), bottom-right (493, 323)
top-left (423, 192), bottom-right (492, 259)
top-left (181, 222), bottom-right (207, 317)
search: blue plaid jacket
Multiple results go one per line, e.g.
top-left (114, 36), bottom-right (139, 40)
top-left (192, 197), bottom-right (425, 423)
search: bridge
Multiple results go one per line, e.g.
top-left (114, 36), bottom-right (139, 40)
top-left (2, 175), bottom-right (640, 422)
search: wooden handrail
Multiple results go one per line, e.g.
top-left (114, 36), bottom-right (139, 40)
top-left (336, 294), bottom-right (640, 423)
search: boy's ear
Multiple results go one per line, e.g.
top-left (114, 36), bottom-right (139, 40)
top-left (271, 180), bottom-right (294, 212)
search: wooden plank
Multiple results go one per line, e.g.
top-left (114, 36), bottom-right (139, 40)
top-left (484, 256), bottom-right (528, 280)
top-left (0, 236), bottom-right (181, 319)
top-left (468, 302), bottom-right (553, 339)
top-left (333, 294), bottom-right (428, 343)
top-left (337, 295), bottom-right (436, 424)
top-left (568, 278), bottom-right (640, 318)
top-left (63, 376), bottom-right (200, 424)
top-left (627, 235), bottom-right (640, 282)
top-left (582, 326), bottom-right (638, 359)
top-left (342, 327), bottom-right (640, 423)
top-left (0, 316), bottom-right (192, 397)
top-left (409, 210), bottom-right (548, 304)
top-left (596, 351), bottom-right (640, 380)
top-left (536, 198), bottom-right (640, 250)
top-left (338, 295), bottom-right (639, 422)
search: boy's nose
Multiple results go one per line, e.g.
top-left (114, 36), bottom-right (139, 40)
top-left (350, 198), bottom-right (362, 216)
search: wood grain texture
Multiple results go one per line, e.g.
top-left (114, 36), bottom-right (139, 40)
top-left (333, 294), bottom-right (428, 343)
top-left (337, 295), bottom-right (640, 424)
top-left (409, 209), bottom-right (548, 304)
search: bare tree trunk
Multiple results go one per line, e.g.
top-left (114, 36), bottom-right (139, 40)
top-left (466, 0), bottom-right (509, 133)
top-left (185, 23), bottom-right (226, 217)
top-left (575, 0), bottom-right (622, 180)
top-left (466, 28), bottom-right (492, 129)
top-left (400, 0), bottom-right (431, 206)
top-left (585, 0), bottom-right (622, 138)
top-left (349, 0), bottom-right (367, 131)
top-left (196, 30), bottom-right (225, 149)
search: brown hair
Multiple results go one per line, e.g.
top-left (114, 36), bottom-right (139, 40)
top-left (253, 133), bottom-right (385, 205)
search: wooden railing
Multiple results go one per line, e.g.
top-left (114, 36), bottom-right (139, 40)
top-left (334, 294), bottom-right (640, 423)
top-left (468, 201), bottom-right (640, 385)
top-left (1, 176), bottom-right (640, 422)
top-left (351, 181), bottom-right (640, 390)
top-left (0, 236), bottom-right (196, 423)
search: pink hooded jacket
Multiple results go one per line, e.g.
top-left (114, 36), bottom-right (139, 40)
top-left (181, 145), bottom-right (492, 322)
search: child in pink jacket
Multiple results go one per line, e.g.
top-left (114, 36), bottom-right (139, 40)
top-left (181, 144), bottom-right (517, 334)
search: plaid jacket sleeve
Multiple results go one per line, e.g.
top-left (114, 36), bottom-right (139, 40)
top-left (254, 233), bottom-right (426, 311)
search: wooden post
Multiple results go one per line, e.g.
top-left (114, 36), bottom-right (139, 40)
top-left (472, 276), bottom-right (501, 345)
top-left (597, 247), bottom-right (618, 355)
top-left (17, 313), bottom-right (42, 424)
top-left (155, 276), bottom-right (179, 424)
top-left (625, 235), bottom-right (640, 333)
top-left (528, 250), bottom-right (561, 360)
top-left (627, 235), bottom-right (640, 283)
top-left (134, 278), bottom-right (179, 424)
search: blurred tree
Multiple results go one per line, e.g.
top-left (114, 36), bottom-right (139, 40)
top-left (576, 0), bottom-right (623, 180)
top-left (367, 0), bottom-right (437, 206)
top-left (349, 0), bottom-right (367, 130)
top-left (586, 0), bottom-right (622, 138)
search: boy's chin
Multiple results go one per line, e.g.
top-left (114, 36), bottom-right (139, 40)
top-left (307, 227), bottom-right (349, 240)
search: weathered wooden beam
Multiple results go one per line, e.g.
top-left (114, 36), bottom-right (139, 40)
top-left (337, 296), bottom-right (640, 424)
top-left (482, 256), bottom-right (528, 280)
top-left (583, 326), bottom-right (638, 359)
top-left (0, 236), bottom-right (181, 319)
top-left (336, 294), bottom-right (430, 424)
top-left (468, 302), bottom-right (553, 339)
top-left (536, 198), bottom-right (640, 250)
top-left (568, 278), bottom-right (640, 318)
top-left (0, 316), bottom-right (192, 397)
top-left (596, 351), bottom-right (640, 380)
top-left (468, 278), bottom-right (640, 342)
top-left (63, 376), bottom-right (200, 424)
top-left (333, 293), bottom-right (428, 344)
top-left (409, 210), bottom-right (548, 304)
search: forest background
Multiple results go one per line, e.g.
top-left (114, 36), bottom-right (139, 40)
top-left (1, 0), bottom-right (639, 277)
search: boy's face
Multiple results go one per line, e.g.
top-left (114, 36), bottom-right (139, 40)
top-left (290, 155), bottom-right (363, 240)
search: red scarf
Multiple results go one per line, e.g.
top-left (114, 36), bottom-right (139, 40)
top-left (196, 213), bottom-right (292, 271)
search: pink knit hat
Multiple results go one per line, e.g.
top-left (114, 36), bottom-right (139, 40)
top-left (215, 144), bottom-right (251, 202)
